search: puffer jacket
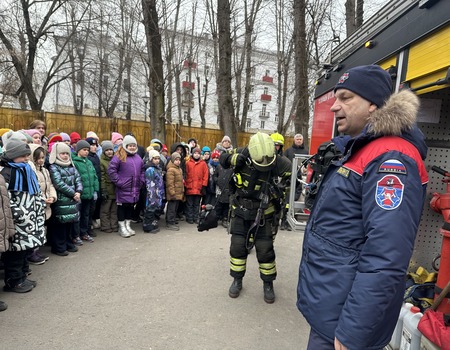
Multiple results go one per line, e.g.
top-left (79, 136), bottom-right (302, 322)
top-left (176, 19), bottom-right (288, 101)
top-left (0, 162), bottom-right (46, 251)
top-left (185, 157), bottom-right (208, 195)
top-left (165, 161), bottom-right (184, 201)
top-left (0, 174), bottom-right (14, 253)
top-left (72, 154), bottom-right (99, 200)
top-left (99, 153), bottom-right (116, 199)
top-left (49, 163), bottom-right (83, 223)
top-left (108, 153), bottom-right (144, 204)
top-left (297, 90), bottom-right (429, 349)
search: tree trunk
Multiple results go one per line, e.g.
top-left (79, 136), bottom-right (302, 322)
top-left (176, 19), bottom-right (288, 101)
top-left (217, 0), bottom-right (238, 146)
top-left (346, 0), bottom-right (364, 37)
top-left (142, 0), bottom-right (166, 143)
top-left (293, 0), bottom-right (310, 147)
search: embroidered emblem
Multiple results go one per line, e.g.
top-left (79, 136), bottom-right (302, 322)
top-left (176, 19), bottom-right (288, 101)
top-left (378, 159), bottom-right (407, 175)
top-left (338, 73), bottom-right (349, 84)
top-left (337, 167), bottom-right (349, 178)
top-left (375, 175), bottom-right (404, 210)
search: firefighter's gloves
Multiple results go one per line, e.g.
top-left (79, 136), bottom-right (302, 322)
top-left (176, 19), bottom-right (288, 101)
top-left (231, 153), bottom-right (247, 169)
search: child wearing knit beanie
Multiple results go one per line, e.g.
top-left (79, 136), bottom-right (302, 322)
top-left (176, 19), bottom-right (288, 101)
top-left (99, 141), bottom-right (118, 233)
top-left (24, 129), bottom-right (42, 145)
top-left (72, 139), bottom-right (100, 243)
top-left (185, 147), bottom-right (209, 224)
top-left (165, 152), bottom-right (184, 231)
top-left (49, 142), bottom-right (83, 255)
top-left (0, 139), bottom-right (46, 292)
top-left (111, 132), bottom-right (123, 152)
top-left (107, 134), bottom-right (144, 238)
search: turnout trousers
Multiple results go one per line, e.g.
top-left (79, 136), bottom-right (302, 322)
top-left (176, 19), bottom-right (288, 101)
top-left (229, 215), bottom-right (276, 282)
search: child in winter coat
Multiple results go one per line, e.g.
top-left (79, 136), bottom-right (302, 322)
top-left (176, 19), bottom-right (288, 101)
top-left (143, 150), bottom-right (165, 233)
top-left (108, 135), bottom-right (144, 238)
top-left (0, 173), bottom-right (15, 308)
top-left (201, 146), bottom-right (215, 205)
top-left (49, 143), bottom-right (83, 255)
top-left (27, 145), bottom-right (57, 264)
top-left (185, 147), bottom-right (208, 224)
top-left (165, 152), bottom-right (184, 231)
top-left (72, 140), bottom-right (99, 243)
top-left (99, 141), bottom-right (118, 233)
top-left (86, 137), bottom-right (102, 233)
top-left (0, 139), bottom-right (46, 293)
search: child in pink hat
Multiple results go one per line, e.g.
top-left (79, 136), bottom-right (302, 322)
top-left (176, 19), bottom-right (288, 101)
top-left (111, 132), bottom-right (123, 152)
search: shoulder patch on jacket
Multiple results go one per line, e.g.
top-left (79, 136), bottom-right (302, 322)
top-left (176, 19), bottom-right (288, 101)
top-left (378, 159), bottom-right (407, 175)
top-left (375, 175), bottom-right (404, 210)
top-left (337, 167), bottom-right (350, 178)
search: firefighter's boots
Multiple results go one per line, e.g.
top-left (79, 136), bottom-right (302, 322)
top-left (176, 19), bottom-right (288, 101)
top-left (228, 278), bottom-right (242, 298)
top-left (263, 281), bottom-right (275, 304)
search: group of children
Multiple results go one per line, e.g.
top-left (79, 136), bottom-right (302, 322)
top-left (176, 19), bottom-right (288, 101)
top-left (0, 121), bottom-right (235, 308)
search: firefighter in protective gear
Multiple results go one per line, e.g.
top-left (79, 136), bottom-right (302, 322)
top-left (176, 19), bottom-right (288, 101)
top-left (270, 132), bottom-right (292, 230)
top-left (270, 132), bottom-right (284, 156)
top-left (220, 132), bottom-right (292, 303)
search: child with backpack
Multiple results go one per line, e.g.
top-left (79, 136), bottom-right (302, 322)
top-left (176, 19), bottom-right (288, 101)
top-left (143, 150), bottom-right (165, 233)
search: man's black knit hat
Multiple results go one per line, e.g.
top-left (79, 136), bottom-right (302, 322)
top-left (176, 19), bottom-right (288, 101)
top-left (334, 65), bottom-right (392, 108)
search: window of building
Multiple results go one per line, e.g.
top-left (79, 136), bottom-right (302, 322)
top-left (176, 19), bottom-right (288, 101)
top-left (123, 101), bottom-right (128, 112)
top-left (265, 69), bottom-right (270, 76)
top-left (205, 65), bottom-right (210, 76)
top-left (183, 111), bottom-right (188, 121)
top-left (260, 120), bottom-right (265, 129)
top-left (203, 84), bottom-right (207, 95)
top-left (247, 119), bottom-right (252, 129)
top-left (275, 114), bottom-right (278, 122)
top-left (262, 103), bottom-right (267, 116)
top-left (248, 102), bottom-right (253, 111)
top-left (263, 87), bottom-right (269, 95)
top-left (250, 84), bottom-right (254, 93)
top-left (185, 73), bottom-right (189, 82)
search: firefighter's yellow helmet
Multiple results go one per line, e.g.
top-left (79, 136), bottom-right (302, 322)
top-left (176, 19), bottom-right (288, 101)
top-left (248, 132), bottom-right (276, 171)
top-left (270, 132), bottom-right (285, 146)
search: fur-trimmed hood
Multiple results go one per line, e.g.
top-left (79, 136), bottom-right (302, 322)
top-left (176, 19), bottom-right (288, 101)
top-left (350, 90), bottom-right (427, 160)
top-left (368, 89), bottom-right (419, 136)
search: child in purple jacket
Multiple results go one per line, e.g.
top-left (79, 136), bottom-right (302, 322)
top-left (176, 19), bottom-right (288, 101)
top-left (107, 135), bottom-right (144, 238)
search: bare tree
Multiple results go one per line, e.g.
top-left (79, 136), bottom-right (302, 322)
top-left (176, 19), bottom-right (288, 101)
top-left (196, 46), bottom-right (213, 128)
top-left (272, 0), bottom-right (295, 134)
top-left (184, 2), bottom-right (201, 127)
top-left (235, 0), bottom-right (263, 132)
top-left (0, 0), bottom-right (91, 111)
top-left (142, 0), bottom-right (166, 142)
top-left (217, 0), bottom-right (238, 145)
top-left (161, 0), bottom-right (182, 124)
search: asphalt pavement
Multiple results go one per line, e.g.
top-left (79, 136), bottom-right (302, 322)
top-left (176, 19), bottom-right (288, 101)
top-left (0, 221), bottom-right (310, 350)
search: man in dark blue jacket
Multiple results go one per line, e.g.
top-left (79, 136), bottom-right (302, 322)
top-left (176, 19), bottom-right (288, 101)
top-left (297, 65), bottom-right (428, 350)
